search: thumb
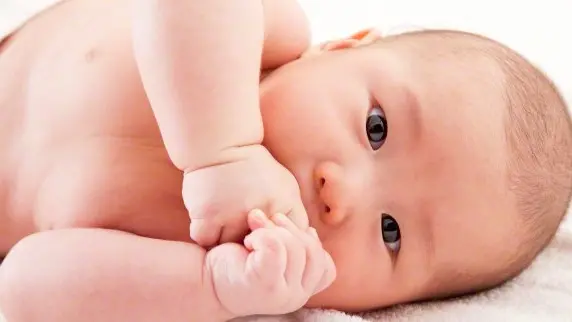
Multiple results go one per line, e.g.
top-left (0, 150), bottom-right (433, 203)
top-left (313, 251), bottom-right (337, 295)
top-left (205, 243), bottom-right (250, 317)
top-left (286, 200), bottom-right (309, 231)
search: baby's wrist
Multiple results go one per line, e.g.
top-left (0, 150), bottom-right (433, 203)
top-left (183, 144), bottom-right (268, 175)
top-left (202, 252), bottom-right (239, 321)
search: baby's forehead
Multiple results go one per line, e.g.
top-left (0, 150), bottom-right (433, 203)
top-left (363, 37), bottom-right (507, 124)
top-left (369, 35), bottom-right (512, 231)
top-left (364, 31), bottom-right (507, 82)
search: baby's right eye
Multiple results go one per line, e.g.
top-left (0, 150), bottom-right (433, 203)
top-left (381, 214), bottom-right (401, 252)
top-left (366, 106), bottom-right (388, 151)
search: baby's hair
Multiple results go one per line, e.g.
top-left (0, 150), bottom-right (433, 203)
top-left (373, 30), bottom-right (572, 297)
top-left (499, 41), bottom-right (571, 265)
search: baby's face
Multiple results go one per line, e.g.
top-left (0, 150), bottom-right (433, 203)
top-left (260, 41), bottom-right (520, 311)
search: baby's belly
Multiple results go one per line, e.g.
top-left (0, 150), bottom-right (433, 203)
top-left (0, 0), bottom-right (191, 253)
top-left (33, 139), bottom-right (190, 241)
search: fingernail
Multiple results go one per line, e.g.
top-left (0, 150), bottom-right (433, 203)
top-left (273, 213), bottom-right (288, 225)
top-left (251, 209), bottom-right (265, 220)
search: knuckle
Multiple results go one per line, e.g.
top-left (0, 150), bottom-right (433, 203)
top-left (261, 279), bottom-right (282, 294)
top-left (248, 269), bottom-right (281, 293)
top-left (188, 201), bottom-right (223, 220)
top-left (263, 233), bottom-right (284, 252)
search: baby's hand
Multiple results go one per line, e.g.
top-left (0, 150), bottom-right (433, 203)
top-left (184, 145), bottom-right (309, 248)
top-left (205, 210), bottom-right (336, 317)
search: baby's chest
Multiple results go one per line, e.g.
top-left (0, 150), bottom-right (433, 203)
top-left (31, 139), bottom-right (191, 241)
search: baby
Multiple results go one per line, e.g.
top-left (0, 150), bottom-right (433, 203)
top-left (1, 0), bottom-right (571, 321)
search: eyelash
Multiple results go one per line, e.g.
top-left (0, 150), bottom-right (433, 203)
top-left (381, 214), bottom-right (401, 253)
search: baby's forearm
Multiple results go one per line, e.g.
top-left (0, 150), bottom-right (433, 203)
top-left (132, 0), bottom-right (265, 172)
top-left (0, 229), bottom-right (232, 322)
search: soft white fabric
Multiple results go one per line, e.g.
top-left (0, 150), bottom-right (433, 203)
top-left (300, 0), bottom-right (572, 106)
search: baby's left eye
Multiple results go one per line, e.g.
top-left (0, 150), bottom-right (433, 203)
top-left (381, 214), bottom-right (401, 252)
top-left (366, 106), bottom-right (388, 150)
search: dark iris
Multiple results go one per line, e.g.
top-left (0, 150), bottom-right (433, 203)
top-left (366, 112), bottom-right (387, 150)
top-left (381, 214), bottom-right (400, 243)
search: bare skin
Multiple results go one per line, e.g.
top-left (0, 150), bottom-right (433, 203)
top-left (0, 0), bottom-right (522, 319)
top-left (0, 0), bottom-right (336, 321)
top-left (0, 0), bottom-right (310, 251)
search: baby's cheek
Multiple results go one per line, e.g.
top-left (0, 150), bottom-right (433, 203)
top-left (306, 241), bottom-right (396, 311)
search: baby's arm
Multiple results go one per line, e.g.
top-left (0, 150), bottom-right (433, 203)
top-left (260, 0), bottom-right (311, 71)
top-left (0, 229), bottom-right (232, 322)
top-left (131, 0), bottom-right (309, 172)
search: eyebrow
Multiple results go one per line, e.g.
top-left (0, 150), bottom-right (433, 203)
top-left (419, 204), bottom-right (436, 270)
top-left (392, 86), bottom-right (434, 276)
top-left (406, 87), bottom-right (435, 269)
top-left (375, 72), bottom-right (423, 153)
top-left (400, 86), bottom-right (423, 147)
top-left (369, 57), bottom-right (433, 272)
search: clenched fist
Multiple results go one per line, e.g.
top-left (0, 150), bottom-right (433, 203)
top-left (183, 145), bottom-right (309, 247)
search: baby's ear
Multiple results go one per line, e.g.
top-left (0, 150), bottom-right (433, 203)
top-left (301, 28), bottom-right (381, 58)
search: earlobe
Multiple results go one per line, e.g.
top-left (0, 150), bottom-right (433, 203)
top-left (301, 28), bottom-right (382, 58)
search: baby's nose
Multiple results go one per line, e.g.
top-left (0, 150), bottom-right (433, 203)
top-left (314, 162), bottom-right (354, 226)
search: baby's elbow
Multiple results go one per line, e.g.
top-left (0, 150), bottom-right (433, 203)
top-left (0, 234), bottom-right (49, 322)
top-left (261, 0), bottom-right (311, 69)
top-left (0, 232), bottom-right (88, 322)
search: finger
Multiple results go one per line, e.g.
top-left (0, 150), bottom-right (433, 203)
top-left (244, 228), bottom-right (287, 285)
top-left (271, 212), bottom-right (306, 237)
top-left (300, 228), bottom-right (326, 293)
top-left (247, 209), bottom-right (275, 231)
top-left (308, 227), bottom-right (319, 240)
top-left (275, 223), bottom-right (336, 295)
top-left (314, 251), bottom-right (337, 295)
top-left (190, 219), bottom-right (222, 248)
top-left (285, 201), bottom-right (309, 231)
top-left (271, 213), bottom-right (307, 286)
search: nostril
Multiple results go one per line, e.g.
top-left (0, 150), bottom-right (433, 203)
top-left (325, 205), bottom-right (331, 213)
top-left (320, 178), bottom-right (325, 187)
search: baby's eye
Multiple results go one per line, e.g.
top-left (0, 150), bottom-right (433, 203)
top-left (366, 106), bottom-right (388, 150)
top-left (381, 214), bottom-right (401, 252)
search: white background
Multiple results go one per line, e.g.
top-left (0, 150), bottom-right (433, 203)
top-left (299, 0), bottom-right (572, 105)
top-left (1, 0), bottom-right (570, 101)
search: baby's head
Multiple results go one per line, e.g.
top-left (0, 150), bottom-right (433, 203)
top-left (260, 29), bottom-right (572, 311)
